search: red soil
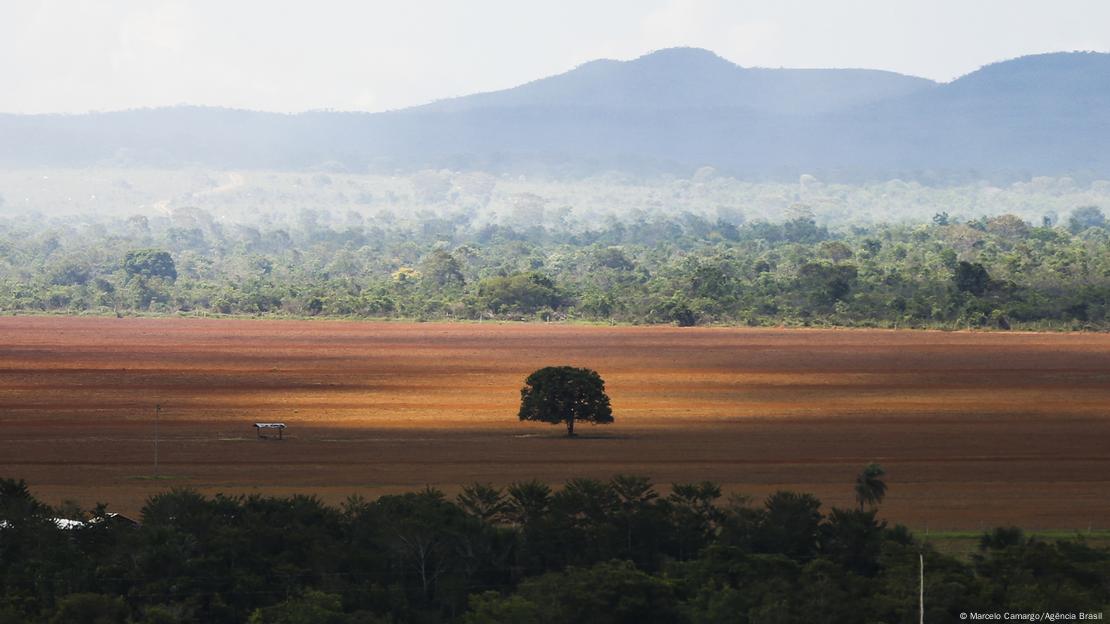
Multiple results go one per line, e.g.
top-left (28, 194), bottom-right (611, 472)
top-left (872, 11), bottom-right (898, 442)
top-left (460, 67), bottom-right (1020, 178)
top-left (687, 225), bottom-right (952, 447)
top-left (1, 316), bottom-right (1108, 529)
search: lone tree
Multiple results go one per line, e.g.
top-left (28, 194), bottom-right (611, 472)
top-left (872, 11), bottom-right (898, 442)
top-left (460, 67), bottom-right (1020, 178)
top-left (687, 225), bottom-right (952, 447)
top-left (518, 366), bottom-right (613, 437)
top-left (854, 463), bottom-right (887, 512)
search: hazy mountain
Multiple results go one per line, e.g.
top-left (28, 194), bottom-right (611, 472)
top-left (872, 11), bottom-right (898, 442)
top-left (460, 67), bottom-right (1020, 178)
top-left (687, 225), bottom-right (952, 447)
top-left (418, 47), bottom-right (936, 115)
top-left (1, 48), bottom-right (1107, 179)
top-left (841, 51), bottom-right (1110, 172)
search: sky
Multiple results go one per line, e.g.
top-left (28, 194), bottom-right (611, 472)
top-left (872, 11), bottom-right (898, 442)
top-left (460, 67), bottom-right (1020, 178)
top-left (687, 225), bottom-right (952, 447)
top-left (2, 0), bottom-right (1108, 114)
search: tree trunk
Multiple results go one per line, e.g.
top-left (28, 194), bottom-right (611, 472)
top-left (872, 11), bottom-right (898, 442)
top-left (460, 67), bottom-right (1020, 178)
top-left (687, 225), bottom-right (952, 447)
top-left (567, 417), bottom-right (575, 437)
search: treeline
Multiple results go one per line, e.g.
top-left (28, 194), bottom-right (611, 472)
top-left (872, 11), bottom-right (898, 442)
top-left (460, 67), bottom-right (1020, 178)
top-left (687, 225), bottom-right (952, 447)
top-left (1, 476), bottom-right (1108, 623)
top-left (1, 205), bottom-right (1108, 329)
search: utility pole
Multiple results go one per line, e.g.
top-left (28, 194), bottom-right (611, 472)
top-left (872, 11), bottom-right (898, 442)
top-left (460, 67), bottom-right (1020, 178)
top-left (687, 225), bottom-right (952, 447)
top-left (154, 403), bottom-right (160, 477)
top-left (919, 553), bottom-right (925, 624)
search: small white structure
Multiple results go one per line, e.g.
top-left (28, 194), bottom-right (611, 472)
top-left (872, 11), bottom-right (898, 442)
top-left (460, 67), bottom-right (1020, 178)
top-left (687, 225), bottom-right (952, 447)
top-left (254, 422), bottom-right (287, 439)
top-left (1, 514), bottom-right (138, 531)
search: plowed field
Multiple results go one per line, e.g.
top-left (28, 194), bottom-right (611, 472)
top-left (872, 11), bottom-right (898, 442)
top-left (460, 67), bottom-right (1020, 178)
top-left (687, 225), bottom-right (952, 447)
top-left (1, 317), bottom-right (1108, 530)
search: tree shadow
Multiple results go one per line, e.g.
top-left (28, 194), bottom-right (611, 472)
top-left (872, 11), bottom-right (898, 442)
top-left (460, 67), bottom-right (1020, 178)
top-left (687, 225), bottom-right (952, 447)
top-left (513, 431), bottom-right (632, 440)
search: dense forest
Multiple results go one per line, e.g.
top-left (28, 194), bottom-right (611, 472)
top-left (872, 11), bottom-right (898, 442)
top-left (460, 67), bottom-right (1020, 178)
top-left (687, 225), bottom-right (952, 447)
top-left (1, 196), bottom-right (1108, 329)
top-left (2, 475), bottom-right (1108, 623)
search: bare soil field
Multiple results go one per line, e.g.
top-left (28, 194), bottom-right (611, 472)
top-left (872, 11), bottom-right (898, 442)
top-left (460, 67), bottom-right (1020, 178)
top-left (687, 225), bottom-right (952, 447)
top-left (1, 316), bottom-right (1108, 530)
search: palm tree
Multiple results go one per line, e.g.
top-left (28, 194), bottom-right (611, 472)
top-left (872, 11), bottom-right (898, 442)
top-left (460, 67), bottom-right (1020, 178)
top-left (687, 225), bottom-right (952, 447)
top-left (456, 482), bottom-right (509, 524)
top-left (505, 479), bottom-right (552, 526)
top-left (854, 463), bottom-right (887, 512)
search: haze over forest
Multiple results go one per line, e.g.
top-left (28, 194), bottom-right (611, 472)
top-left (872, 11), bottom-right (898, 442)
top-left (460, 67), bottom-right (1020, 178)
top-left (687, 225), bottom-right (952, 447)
top-left (2, 42), bottom-right (1109, 329)
top-left (3, 48), bottom-right (1110, 179)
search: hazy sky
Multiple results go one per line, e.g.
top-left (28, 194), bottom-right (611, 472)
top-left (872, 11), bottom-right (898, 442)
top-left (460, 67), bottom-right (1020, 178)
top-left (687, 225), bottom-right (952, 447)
top-left (3, 0), bottom-right (1108, 114)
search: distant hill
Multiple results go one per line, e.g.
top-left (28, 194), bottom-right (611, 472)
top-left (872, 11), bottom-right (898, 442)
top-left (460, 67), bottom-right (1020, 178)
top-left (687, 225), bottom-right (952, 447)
top-left (840, 51), bottom-right (1110, 172)
top-left (1, 48), bottom-right (1107, 179)
top-left (418, 47), bottom-right (935, 115)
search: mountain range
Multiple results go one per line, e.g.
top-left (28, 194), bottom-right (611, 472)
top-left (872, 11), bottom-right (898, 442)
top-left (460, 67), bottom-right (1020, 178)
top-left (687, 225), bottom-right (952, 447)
top-left (2, 47), bottom-right (1108, 179)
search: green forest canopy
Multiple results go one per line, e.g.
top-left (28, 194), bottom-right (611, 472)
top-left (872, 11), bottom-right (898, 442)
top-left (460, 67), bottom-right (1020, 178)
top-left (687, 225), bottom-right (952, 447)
top-left (1, 475), bottom-right (1107, 623)
top-left (2, 201), bottom-right (1107, 329)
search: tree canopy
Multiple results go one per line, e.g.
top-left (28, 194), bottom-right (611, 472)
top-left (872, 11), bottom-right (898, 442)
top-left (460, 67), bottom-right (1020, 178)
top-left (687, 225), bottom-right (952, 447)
top-left (854, 463), bottom-right (888, 512)
top-left (1, 188), bottom-right (1107, 328)
top-left (122, 249), bottom-right (177, 282)
top-left (518, 366), bottom-right (613, 436)
top-left (3, 474), bottom-right (1108, 623)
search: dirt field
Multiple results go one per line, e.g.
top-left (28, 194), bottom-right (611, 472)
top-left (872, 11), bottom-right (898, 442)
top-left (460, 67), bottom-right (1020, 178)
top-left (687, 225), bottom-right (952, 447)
top-left (1, 316), bottom-right (1108, 530)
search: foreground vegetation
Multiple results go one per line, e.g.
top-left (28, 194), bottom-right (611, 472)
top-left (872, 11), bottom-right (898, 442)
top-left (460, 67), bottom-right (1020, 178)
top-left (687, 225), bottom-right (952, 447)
top-left (2, 476), bottom-right (1107, 623)
top-left (2, 201), bottom-right (1108, 330)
